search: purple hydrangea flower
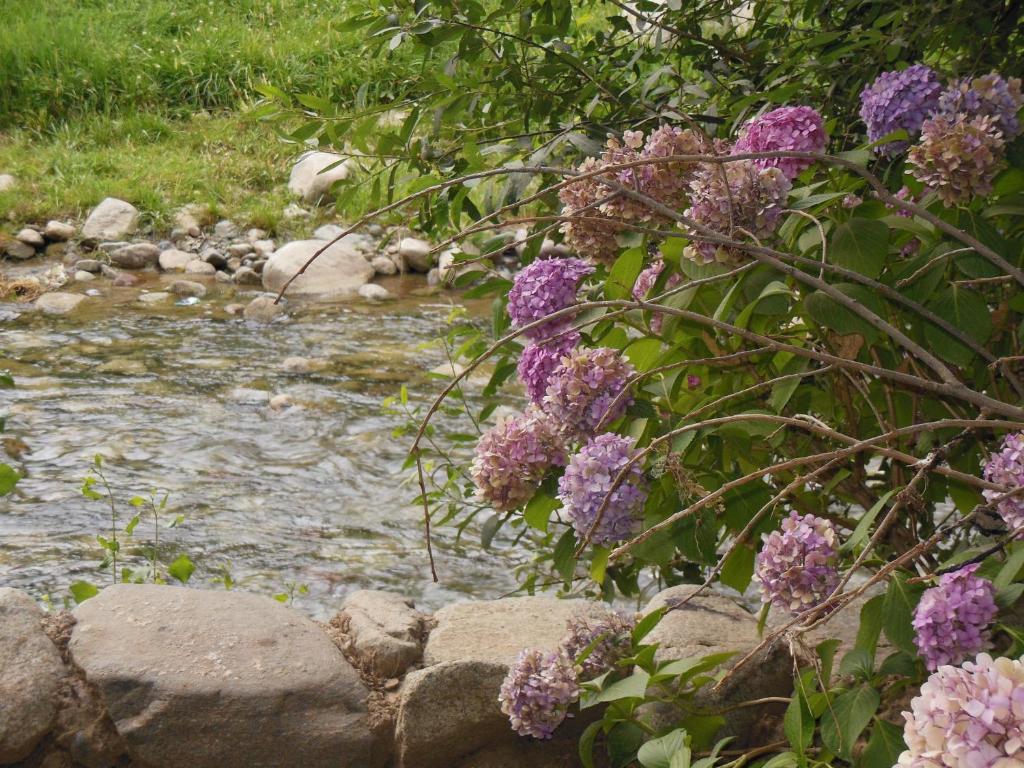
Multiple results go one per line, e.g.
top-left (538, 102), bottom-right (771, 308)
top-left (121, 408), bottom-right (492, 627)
top-left (912, 564), bottom-right (997, 671)
top-left (499, 649), bottom-right (580, 739)
top-left (558, 433), bottom-right (648, 546)
top-left (542, 347), bottom-right (635, 440)
top-left (859, 64), bottom-right (944, 154)
top-left (560, 612), bottom-right (636, 680)
top-left (983, 432), bottom-right (1024, 537)
top-left (908, 113), bottom-right (1005, 206)
top-left (685, 160), bottom-right (791, 263)
top-left (471, 411), bottom-right (566, 512)
top-left (732, 105), bottom-right (828, 179)
top-left (635, 125), bottom-right (711, 208)
top-left (517, 332), bottom-right (580, 405)
top-left (897, 653), bottom-right (1024, 767)
top-left (754, 511), bottom-right (840, 614)
top-left (507, 258), bottom-right (595, 339)
top-left (632, 259), bottom-right (682, 333)
top-left (937, 72), bottom-right (1024, 139)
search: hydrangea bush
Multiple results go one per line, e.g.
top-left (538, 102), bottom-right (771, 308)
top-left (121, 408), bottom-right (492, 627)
top-left (282, 10), bottom-right (1024, 765)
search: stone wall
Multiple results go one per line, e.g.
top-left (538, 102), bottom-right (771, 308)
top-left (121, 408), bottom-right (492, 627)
top-left (0, 583), bottom-right (815, 768)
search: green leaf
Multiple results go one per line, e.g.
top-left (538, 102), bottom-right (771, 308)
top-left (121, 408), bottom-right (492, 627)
top-left (606, 248), bottom-right (644, 300)
top-left (552, 529), bottom-right (577, 584)
top-left (830, 218), bottom-right (889, 278)
top-left (0, 464), bottom-right (19, 496)
top-left (784, 690), bottom-right (813, 753)
top-left (625, 338), bottom-right (663, 371)
top-left (608, 721), bottom-right (647, 768)
top-left (637, 728), bottom-right (689, 768)
top-left (523, 493), bottom-right (559, 533)
top-left (820, 685), bottom-right (880, 759)
top-left (859, 719), bottom-right (906, 768)
top-left (480, 514), bottom-right (501, 549)
top-left (839, 647), bottom-right (874, 680)
top-left (995, 543), bottom-right (1024, 589)
top-left (69, 581), bottom-right (99, 604)
top-left (719, 544), bottom-right (755, 592)
top-left (803, 283), bottom-right (885, 340)
top-left (124, 514), bottom-right (140, 536)
top-left (590, 546), bottom-right (610, 584)
top-left (168, 554), bottom-right (196, 584)
top-left (882, 573), bottom-right (924, 654)
top-left (579, 721), bottom-right (602, 768)
top-left (584, 668), bottom-right (650, 707)
top-left (844, 491), bottom-right (895, 553)
top-left (633, 607), bottom-right (665, 643)
top-left (855, 595), bottom-right (885, 659)
top-left (922, 287), bottom-right (992, 367)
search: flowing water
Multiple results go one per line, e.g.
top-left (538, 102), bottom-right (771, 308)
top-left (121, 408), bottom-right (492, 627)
top-left (0, 270), bottom-right (519, 617)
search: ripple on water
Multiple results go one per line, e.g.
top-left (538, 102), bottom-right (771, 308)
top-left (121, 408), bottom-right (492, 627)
top-left (0, 286), bottom-right (518, 616)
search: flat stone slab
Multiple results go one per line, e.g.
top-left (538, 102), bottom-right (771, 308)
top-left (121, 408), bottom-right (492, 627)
top-left (0, 588), bottom-right (65, 764)
top-left (69, 584), bottom-right (380, 768)
top-left (424, 596), bottom-right (615, 666)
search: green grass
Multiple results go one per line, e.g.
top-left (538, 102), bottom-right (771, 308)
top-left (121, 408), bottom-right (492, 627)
top-left (0, 0), bottom-right (407, 232)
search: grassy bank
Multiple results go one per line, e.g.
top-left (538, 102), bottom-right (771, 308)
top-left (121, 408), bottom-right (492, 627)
top-left (0, 0), bottom-right (406, 232)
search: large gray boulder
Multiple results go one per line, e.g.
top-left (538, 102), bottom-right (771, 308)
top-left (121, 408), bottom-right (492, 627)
top-left (69, 584), bottom-right (382, 768)
top-left (288, 151), bottom-right (353, 204)
top-left (0, 588), bottom-right (65, 764)
top-left (639, 586), bottom-right (793, 747)
top-left (81, 198), bottom-right (139, 242)
top-left (262, 239), bottom-right (374, 299)
top-left (333, 590), bottom-right (426, 679)
top-left (394, 597), bottom-right (614, 768)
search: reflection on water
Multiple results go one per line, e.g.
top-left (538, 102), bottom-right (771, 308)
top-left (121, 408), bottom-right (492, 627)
top-left (0, 275), bottom-right (517, 617)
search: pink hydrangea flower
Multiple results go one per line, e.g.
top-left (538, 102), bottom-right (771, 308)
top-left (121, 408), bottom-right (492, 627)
top-left (897, 653), bottom-right (1024, 767)
top-left (471, 411), bottom-right (566, 511)
top-left (983, 432), bottom-right (1024, 537)
top-left (912, 564), bottom-right (997, 670)
top-left (754, 511), bottom-right (840, 614)
top-left (732, 105), bottom-right (828, 179)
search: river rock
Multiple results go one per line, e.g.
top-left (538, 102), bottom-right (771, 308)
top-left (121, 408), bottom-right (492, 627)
top-left (35, 292), bottom-right (86, 315)
top-left (288, 151), bottom-right (353, 204)
top-left (0, 589), bottom-right (65, 764)
top-left (333, 591), bottom-right (426, 679)
top-left (170, 280), bottom-right (207, 298)
top-left (0, 174), bottom-right (15, 192)
top-left (185, 260), bottom-right (216, 275)
top-left (81, 198), bottom-right (139, 242)
top-left (74, 270), bottom-right (96, 282)
top-left (97, 358), bottom-right (147, 375)
top-left (69, 584), bottom-right (380, 768)
top-left (3, 238), bottom-right (36, 259)
top-left (269, 393), bottom-right (294, 411)
top-left (455, 742), bottom-right (581, 768)
top-left (44, 220), bottom-right (76, 242)
top-left (16, 228), bottom-right (45, 248)
top-left (253, 239), bottom-right (276, 258)
top-left (227, 243), bottom-right (253, 258)
top-left (137, 291), bottom-right (171, 305)
top-left (358, 283), bottom-right (391, 301)
top-left (397, 237), bottom-right (433, 272)
top-left (243, 295), bottom-right (284, 322)
top-left (109, 242), bottom-right (159, 269)
top-left (158, 248), bottom-right (193, 272)
top-left (213, 219), bottom-right (238, 239)
top-left (74, 259), bottom-right (102, 274)
top-left (371, 256), bottom-right (397, 276)
top-left (282, 203), bottom-right (310, 221)
top-left (233, 266), bottom-right (261, 285)
top-left (638, 585), bottom-right (793, 746)
top-left (261, 240), bottom-right (373, 299)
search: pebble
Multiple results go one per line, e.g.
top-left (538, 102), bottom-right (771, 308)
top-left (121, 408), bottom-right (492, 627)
top-left (246, 228), bottom-right (267, 242)
top-left (371, 256), bottom-right (397, 276)
top-left (269, 394), bottom-right (294, 411)
top-left (158, 249), bottom-right (193, 272)
top-left (74, 270), bottom-right (96, 282)
top-left (227, 243), bottom-right (254, 258)
top-left (229, 387), bottom-right (270, 403)
top-left (242, 296), bottom-right (284, 323)
top-left (3, 240), bottom-right (35, 260)
top-left (202, 249), bottom-right (228, 269)
top-left (224, 303), bottom-right (245, 315)
top-left (233, 266), bottom-right (261, 285)
top-left (97, 241), bottom-right (130, 253)
top-left (282, 357), bottom-right (329, 374)
top-left (253, 240), bottom-right (276, 258)
top-left (215, 270), bottom-right (233, 284)
top-left (213, 220), bottom-right (238, 239)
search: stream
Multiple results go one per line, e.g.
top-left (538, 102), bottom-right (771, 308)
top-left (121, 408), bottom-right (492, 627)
top-left (0, 270), bottom-right (519, 617)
